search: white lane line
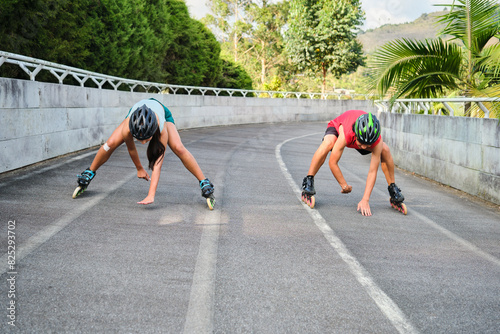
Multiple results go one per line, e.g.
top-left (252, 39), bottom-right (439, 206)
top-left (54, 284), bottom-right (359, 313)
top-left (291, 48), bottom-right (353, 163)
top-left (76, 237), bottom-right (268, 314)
top-left (182, 207), bottom-right (222, 334)
top-left (412, 210), bottom-right (500, 266)
top-left (276, 134), bottom-right (419, 334)
top-left (0, 150), bottom-right (98, 189)
top-left (347, 172), bottom-right (500, 268)
top-left (183, 168), bottom-right (228, 334)
top-left (183, 137), bottom-right (249, 334)
top-left (1, 171), bottom-right (136, 275)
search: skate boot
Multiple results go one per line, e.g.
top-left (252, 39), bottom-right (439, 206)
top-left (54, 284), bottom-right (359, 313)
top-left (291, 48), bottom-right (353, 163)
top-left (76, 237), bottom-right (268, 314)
top-left (388, 183), bottom-right (407, 215)
top-left (301, 175), bottom-right (316, 208)
top-left (199, 178), bottom-right (215, 210)
top-left (72, 168), bottom-right (96, 199)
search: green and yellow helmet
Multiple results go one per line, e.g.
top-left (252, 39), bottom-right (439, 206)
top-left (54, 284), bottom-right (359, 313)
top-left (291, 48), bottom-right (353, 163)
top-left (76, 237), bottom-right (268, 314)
top-left (354, 113), bottom-right (380, 145)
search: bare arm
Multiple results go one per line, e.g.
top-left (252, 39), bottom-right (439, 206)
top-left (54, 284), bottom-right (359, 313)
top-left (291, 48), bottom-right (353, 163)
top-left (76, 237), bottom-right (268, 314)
top-left (328, 125), bottom-right (352, 193)
top-left (137, 126), bottom-right (168, 204)
top-left (122, 123), bottom-right (150, 181)
top-left (357, 139), bottom-right (383, 216)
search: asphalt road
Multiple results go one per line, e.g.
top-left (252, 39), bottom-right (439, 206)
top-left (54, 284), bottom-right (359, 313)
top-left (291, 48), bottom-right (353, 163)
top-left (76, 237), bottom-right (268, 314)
top-left (1, 122), bottom-right (499, 333)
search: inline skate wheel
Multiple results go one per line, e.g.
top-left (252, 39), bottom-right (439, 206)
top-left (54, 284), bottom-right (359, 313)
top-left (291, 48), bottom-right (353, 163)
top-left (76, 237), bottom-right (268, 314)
top-left (391, 200), bottom-right (407, 215)
top-left (400, 203), bottom-right (408, 215)
top-left (207, 195), bottom-right (215, 210)
top-left (301, 193), bottom-right (315, 209)
top-left (72, 186), bottom-right (84, 199)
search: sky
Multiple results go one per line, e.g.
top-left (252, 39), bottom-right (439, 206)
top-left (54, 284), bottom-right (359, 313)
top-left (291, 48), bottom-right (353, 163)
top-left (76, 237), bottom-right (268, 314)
top-left (184, 0), bottom-right (448, 30)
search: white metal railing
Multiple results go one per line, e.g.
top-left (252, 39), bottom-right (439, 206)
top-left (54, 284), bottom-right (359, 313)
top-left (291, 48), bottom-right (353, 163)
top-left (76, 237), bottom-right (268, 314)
top-left (4, 50), bottom-right (497, 116)
top-left (0, 50), bottom-right (372, 100)
top-left (375, 97), bottom-right (500, 118)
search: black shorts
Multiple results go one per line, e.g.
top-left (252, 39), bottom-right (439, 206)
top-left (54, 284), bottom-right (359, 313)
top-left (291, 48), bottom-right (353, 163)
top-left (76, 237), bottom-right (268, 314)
top-left (324, 126), bottom-right (372, 155)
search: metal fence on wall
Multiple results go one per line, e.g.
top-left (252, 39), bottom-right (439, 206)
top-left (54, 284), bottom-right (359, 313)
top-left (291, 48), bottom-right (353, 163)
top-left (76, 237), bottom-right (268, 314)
top-left (2, 50), bottom-right (499, 117)
top-left (0, 50), bottom-right (369, 100)
top-left (375, 98), bottom-right (500, 118)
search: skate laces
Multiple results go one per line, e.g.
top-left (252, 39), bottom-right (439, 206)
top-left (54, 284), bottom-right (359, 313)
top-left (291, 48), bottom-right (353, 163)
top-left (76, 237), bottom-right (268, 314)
top-left (388, 183), bottom-right (403, 201)
top-left (199, 178), bottom-right (212, 189)
top-left (307, 178), bottom-right (314, 189)
top-left (307, 176), bottom-right (314, 186)
top-left (303, 175), bottom-right (314, 187)
top-left (80, 169), bottom-right (95, 180)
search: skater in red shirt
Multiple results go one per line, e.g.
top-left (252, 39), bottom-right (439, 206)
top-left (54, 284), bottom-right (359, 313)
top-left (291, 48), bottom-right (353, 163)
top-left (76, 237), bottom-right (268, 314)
top-left (301, 110), bottom-right (406, 216)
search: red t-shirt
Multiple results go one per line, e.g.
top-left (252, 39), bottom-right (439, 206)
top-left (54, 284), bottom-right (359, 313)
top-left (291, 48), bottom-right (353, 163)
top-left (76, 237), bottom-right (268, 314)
top-left (327, 110), bottom-right (381, 149)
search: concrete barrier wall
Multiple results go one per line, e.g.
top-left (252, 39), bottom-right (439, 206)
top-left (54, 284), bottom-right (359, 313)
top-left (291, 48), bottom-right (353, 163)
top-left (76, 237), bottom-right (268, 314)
top-left (0, 78), bottom-right (374, 173)
top-left (378, 112), bottom-right (500, 205)
top-left (1, 78), bottom-right (498, 204)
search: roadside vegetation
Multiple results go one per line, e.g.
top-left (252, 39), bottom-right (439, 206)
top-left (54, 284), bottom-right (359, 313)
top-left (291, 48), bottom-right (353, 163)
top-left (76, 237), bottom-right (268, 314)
top-left (0, 0), bottom-right (252, 90)
top-left (0, 0), bottom-right (498, 117)
top-left (368, 0), bottom-right (500, 118)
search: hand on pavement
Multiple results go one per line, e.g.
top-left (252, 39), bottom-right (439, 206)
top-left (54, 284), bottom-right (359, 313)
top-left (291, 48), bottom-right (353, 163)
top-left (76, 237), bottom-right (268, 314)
top-left (357, 199), bottom-right (372, 216)
top-left (138, 195), bottom-right (154, 205)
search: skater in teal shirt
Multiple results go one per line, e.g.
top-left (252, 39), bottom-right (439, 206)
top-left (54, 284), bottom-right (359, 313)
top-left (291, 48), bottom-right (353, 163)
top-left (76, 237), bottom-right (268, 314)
top-left (73, 98), bottom-right (215, 208)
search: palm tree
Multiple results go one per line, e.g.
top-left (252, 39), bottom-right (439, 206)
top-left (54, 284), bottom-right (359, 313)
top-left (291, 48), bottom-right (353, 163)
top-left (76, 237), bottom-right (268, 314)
top-left (368, 0), bottom-right (500, 117)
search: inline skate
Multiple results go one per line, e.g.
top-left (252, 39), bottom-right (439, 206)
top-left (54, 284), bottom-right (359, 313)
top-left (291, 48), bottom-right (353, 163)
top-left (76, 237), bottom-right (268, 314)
top-left (388, 183), bottom-right (407, 215)
top-left (200, 178), bottom-right (215, 210)
top-left (301, 175), bottom-right (316, 208)
top-left (72, 168), bottom-right (96, 199)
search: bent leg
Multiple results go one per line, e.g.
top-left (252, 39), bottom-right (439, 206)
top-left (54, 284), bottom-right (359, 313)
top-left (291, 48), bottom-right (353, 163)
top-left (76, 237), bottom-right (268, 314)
top-left (89, 121), bottom-right (126, 171)
top-left (307, 134), bottom-right (336, 176)
top-left (166, 122), bottom-right (205, 181)
top-left (380, 142), bottom-right (396, 185)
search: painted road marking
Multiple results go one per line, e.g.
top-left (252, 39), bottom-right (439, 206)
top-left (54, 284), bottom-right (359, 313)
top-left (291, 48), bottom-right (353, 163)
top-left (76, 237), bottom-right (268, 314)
top-left (0, 171), bottom-right (136, 276)
top-left (346, 171), bottom-right (500, 268)
top-left (182, 175), bottom-right (224, 334)
top-left (276, 134), bottom-right (419, 334)
top-left (183, 138), bottom-right (245, 334)
top-left (0, 150), bottom-right (98, 190)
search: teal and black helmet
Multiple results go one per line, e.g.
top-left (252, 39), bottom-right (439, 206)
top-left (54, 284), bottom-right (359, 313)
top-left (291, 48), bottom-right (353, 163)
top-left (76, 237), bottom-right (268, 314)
top-left (354, 113), bottom-right (380, 145)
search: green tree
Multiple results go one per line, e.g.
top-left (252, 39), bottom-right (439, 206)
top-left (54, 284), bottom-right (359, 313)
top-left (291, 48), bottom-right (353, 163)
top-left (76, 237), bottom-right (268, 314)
top-left (203, 0), bottom-right (252, 62)
top-left (84, 0), bottom-right (138, 78)
top-left (244, 0), bottom-right (289, 87)
top-left (128, 0), bottom-right (172, 83)
top-left (0, 0), bottom-right (99, 74)
top-left (0, 0), bottom-right (255, 89)
top-left (369, 0), bottom-right (500, 117)
top-left (285, 0), bottom-right (365, 93)
top-left (0, 0), bottom-right (169, 83)
top-left (215, 57), bottom-right (254, 91)
top-left (203, 0), bottom-right (290, 89)
top-left (163, 0), bottom-right (222, 86)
